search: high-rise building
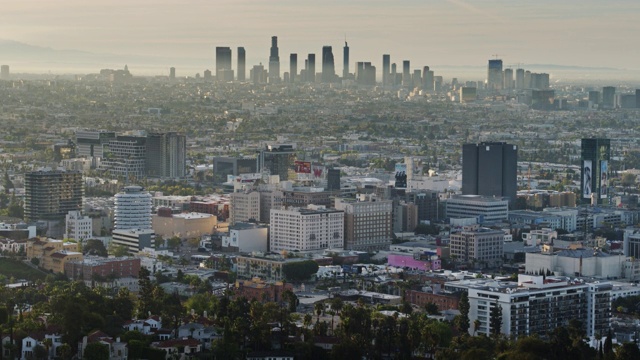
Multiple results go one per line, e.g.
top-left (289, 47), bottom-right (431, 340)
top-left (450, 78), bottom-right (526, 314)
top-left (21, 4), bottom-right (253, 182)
top-left (307, 54), bottom-right (316, 82)
top-left (237, 47), bottom-right (246, 81)
top-left (230, 191), bottom-right (261, 225)
top-left (450, 225), bottom-right (504, 268)
top-left (270, 205), bottom-right (344, 252)
top-left (602, 86), bottom-right (616, 108)
top-left (402, 60), bottom-right (411, 87)
top-left (391, 63), bottom-right (397, 86)
top-left (530, 73), bottom-right (550, 89)
top-left (0, 65), bottom-right (9, 80)
top-left (588, 91), bottom-right (601, 106)
top-left (487, 59), bottom-right (503, 90)
top-left (524, 70), bottom-right (532, 88)
top-left (203, 69), bottom-right (212, 81)
top-left (581, 138), bottom-right (611, 205)
top-left (145, 132), bottom-right (186, 178)
top-left (169, 67), bottom-right (175, 80)
top-left (289, 54), bottom-right (297, 83)
top-left (257, 144), bottom-right (296, 181)
top-left (100, 136), bottom-right (147, 179)
top-left (321, 46), bottom-right (335, 83)
top-left (327, 168), bottom-right (341, 191)
top-left (24, 169), bottom-right (83, 224)
top-left (335, 195), bottom-right (393, 251)
top-left (342, 42), bottom-right (349, 79)
top-left (215, 47), bottom-right (233, 81)
top-left (114, 186), bottom-right (153, 230)
top-left (268, 36), bottom-right (280, 83)
top-left (423, 68), bottom-right (434, 93)
top-left (503, 68), bottom-right (513, 89)
top-left (515, 68), bottom-right (524, 89)
top-left (462, 142), bottom-right (518, 205)
top-left (636, 89), bottom-right (640, 109)
top-left (75, 130), bottom-right (116, 159)
top-left (250, 64), bottom-right (267, 84)
top-left (382, 55), bottom-right (390, 86)
top-left (355, 62), bottom-right (376, 86)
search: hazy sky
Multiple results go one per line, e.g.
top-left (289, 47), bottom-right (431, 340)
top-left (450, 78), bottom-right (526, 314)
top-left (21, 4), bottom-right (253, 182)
top-left (2, 0), bottom-right (639, 76)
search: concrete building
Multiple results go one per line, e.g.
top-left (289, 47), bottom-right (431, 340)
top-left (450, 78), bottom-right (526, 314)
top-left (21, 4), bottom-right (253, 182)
top-left (114, 186), bottom-right (153, 230)
top-left (335, 195), bottom-right (393, 251)
top-left (24, 169), bottom-right (83, 226)
top-left (75, 130), bottom-right (116, 159)
top-left (65, 211), bottom-right (93, 241)
top-left (221, 222), bottom-right (268, 253)
top-left (270, 205), bottom-right (344, 252)
top-left (450, 225), bottom-right (504, 268)
top-left (392, 201), bottom-right (418, 234)
top-left (212, 157), bottom-right (257, 183)
top-left (236, 254), bottom-right (307, 282)
top-left (100, 136), bottom-right (147, 179)
top-left (446, 195), bottom-right (509, 222)
top-left (145, 132), bottom-right (186, 178)
top-left (457, 274), bottom-right (611, 338)
top-left (111, 229), bottom-right (155, 254)
top-left (230, 190), bottom-right (260, 225)
top-left (256, 144), bottom-right (296, 181)
top-left (521, 228), bottom-right (558, 246)
top-left (525, 246), bottom-right (626, 279)
top-left (152, 212), bottom-right (217, 239)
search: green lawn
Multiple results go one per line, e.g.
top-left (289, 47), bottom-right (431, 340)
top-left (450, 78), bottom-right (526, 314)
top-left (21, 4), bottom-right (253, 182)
top-left (0, 258), bottom-right (47, 282)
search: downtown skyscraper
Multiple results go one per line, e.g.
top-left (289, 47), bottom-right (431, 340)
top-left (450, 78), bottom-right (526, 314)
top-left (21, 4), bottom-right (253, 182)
top-left (487, 59), bottom-right (503, 90)
top-left (382, 54), bottom-right (390, 86)
top-left (290, 53), bottom-right (297, 83)
top-left (268, 36), bottom-right (280, 83)
top-left (322, 46), bottom-right (335, 83)
top-left (215, 46), bottom-right (233, 82)
top-left (237, 47), bottom-right (246, 81)
top-left (343, 42), bottom-right (349, 79)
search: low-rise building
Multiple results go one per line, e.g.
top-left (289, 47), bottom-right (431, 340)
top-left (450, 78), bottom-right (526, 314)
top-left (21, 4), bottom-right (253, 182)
top-left (152, 212), bottom-right (217, 239)
top-left (65, 256), bottom-right (141, 281)
top-left (234, 278), bottom-right (293, 303)
top-left (446, 195), bottom-right (509, 222)
top-left (221, 222), bottom-right (268, 253)
top-left (236, 254), bottom-right (307, 282)
top-left (65, 211), bottom-right (93, 241)
top-left (525, 246), bottom-right (626, 279)
top-left (111, 229), bottom-right (155, 255)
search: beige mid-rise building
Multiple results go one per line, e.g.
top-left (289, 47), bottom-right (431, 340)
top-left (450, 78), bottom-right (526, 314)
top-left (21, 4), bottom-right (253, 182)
top-left (335, 195), bottom-right (393, 251)
top-left (230, 191), bottom-right (260, 225)
top-left (450, 225), bottom-right (504, 268)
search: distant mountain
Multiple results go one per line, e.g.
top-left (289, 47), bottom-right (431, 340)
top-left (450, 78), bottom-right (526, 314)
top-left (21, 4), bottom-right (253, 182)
top-left (0, 39), bottom-right (211, 75)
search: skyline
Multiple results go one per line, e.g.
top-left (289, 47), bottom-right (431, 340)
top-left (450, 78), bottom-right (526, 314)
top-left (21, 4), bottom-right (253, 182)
top-left (1, 1), bottom-right (640, 80)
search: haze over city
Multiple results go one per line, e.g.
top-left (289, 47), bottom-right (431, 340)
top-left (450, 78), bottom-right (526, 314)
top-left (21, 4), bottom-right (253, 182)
top-left (2, 0), bottom-right (640, 80)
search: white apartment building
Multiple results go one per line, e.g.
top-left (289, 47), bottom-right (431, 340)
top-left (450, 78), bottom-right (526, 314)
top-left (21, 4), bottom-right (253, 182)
top-left (335, 194), bottom-right (393, 251)
top-left (446, 195), bottom-right (508, 222)
top-left (521, 228), bottom-right (558, 246)
top-left (230, 191), bottom-right (260, 225)
top-left (270, 205), bottom-right (344, 252)
top-left (65, 211), bottom-right (94, 241)
top-left (114, 186), bottom-right (153, 230)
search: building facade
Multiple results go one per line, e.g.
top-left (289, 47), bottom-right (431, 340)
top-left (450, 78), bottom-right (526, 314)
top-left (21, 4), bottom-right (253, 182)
top-left (65, 211), bottom-right (93, 241)
top-left (581, 138), bottom-right (611, 205)
top-left (270, 205), bottom-right (344, 252)
top-left (230, 191), bottom-right (261, 225)
top-left (145, 132), bottom-right (186, 178)
top-left (335, 195), bottom-right (393, 251)
top-left (114, 186), bottom-right (153, 230)
top-left (462, 142), bottom-right (518, 205)
top-left (450, 225), bottom-right (504, 268)
top-left (111, 229), bottom-right (155, 254)
top-left (24, 169), bottom-right (83, 223)
top-left (446, 195), bottom-right (509, 222)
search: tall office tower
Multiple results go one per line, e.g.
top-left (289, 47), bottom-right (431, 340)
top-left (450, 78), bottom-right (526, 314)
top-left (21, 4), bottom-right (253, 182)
top-left (100, 136), bottom-right (147, 179)
top-left (530, 73), bottom-right (550, 89)
top-left (289, 54), bottom-right (297, 83)
top-left (145, 132), bottom-right (186, 178)
top-left (412, 69), bottom-right (422, 88)
top-left (169, 67), bottom-right (175, 80)
top-left (24, 169), bottom-right (83, 224)
top-left (0, 65), bottom-right (8, 80)
top-left (515, 68), bottom-right (524, 89)
top-left (391, 63), bottom-right (397, 86)
top-left (524, 70), bottom-right (532, 88)
top-left (382, 54), bottom-right (390, 86)
top-left (335, 195), bottom-right (393, 251)
top-left (343, 42), bottom-right (349, 79)
top-left (588, 91), bottom-right (601, 106)
top-left (602, 86), bottom-right (616, 108)
top-left (257, 144), bottom-right (296, 181)
top-left (327, 168), bottom-right (341, 191)
top-left (203, 69), bottom-right (212, 81)
top-left (75, 130), bottom-right (116, 158)
top-left (503, 68), bottom-right (513, 89)
top-left (402, 60), bottom-right (411, 87)
top-left (250, 64), bottom-right (267, 84)
top-left (215, 46), bottom-right (233, 81)
top-left (268, 36), bottom-right (280, 83)
top-left (355, 62), bottom-right (376, 86)
top-left (114, 186), bottom-right (153, 230)
top-left (487, 59), bottom-right (503, 90)
top-left (322, 46), bottom-right (335, 83)
top-left (423, 67), bottom-right (434, 92)
top-left (462, 142), bottom-right (518, 205)
top-left (581, 138), bottom-right (611, 205)
top-left (237, 47), bottom-right (246, 81)
top-left (636, 89), bottom-right (640, 108)
top-left (307, 54), bottom-right (316, 82)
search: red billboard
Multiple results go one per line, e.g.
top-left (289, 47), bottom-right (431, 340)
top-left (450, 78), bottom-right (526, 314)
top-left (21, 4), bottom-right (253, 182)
top-left (295, 161), bottom-right (311, 173)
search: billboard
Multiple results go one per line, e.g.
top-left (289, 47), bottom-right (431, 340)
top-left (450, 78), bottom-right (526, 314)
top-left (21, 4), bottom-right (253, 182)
top-left (395, 163), bottom-right (407, 189)
top-left (600, 160), bottom-right (608, 198)
top-left (312, 165), bottom-right (325, 179)
top-left (295, 161), bottom-right (311, 174)
top-left (583, 160), bottom-right (592, 199)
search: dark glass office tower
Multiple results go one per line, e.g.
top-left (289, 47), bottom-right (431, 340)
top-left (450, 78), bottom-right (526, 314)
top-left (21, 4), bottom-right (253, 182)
top-left (515, 68), bottom-right (524, 89)
top-left (602, 86), bottom-right (616, 108)
top-left (289, 53), bottom-right (297, 83)
top-left (237, 47), bottom-right (246, 81)
top-left (322, 46), bottom-right (335, 83)
top-left (269, 36), bottom-right (280, 83)
top-left (487, 59), bottom-right (503, 90)
top-left (382, 54), bottom-right (390, 86)
top-left (307, 54), bottom-right (316, 83)
top-left (462, 142), bottom-right (518, 205)
top-left (215, 47), bottom-right (232, 81)
top-left (402, 60), bottom-right (410, 87)
top-left (581, 138), bottom-right (611, 205)
top-left (343, 42), bottom-right (349, 79)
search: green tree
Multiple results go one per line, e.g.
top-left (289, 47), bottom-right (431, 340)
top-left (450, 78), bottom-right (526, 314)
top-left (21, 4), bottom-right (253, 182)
top-left (456, 292), bottom-right (470, 333)
top-left (83, 239), bottom-right (108, 257)
top-left (83, 342), bottom-right (109, 360)
top-left (616, 342), bottom-right (640, 360)
top-left (282, 260), bottom-right (319, 282)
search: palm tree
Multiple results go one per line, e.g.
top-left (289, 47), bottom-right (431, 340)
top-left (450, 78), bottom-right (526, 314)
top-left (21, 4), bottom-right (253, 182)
top-left (314, 302), bottom-right (324, 324)
top-left (473, 319), bottom-right (481, 336)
